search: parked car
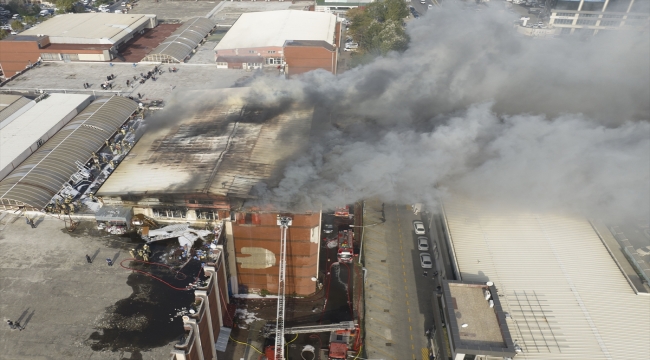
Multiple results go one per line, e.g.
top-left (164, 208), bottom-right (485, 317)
top-left (413, 221), bottom-right (425, 235)
top-left (323, 224), bottom-right (334, 234)
top-left (417, 236), bottom-right (429, 251)
top-left (420, 253), bottom-right (433, 269)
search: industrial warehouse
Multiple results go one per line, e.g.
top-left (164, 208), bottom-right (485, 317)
top-left (0, 1), bottom-right (648, 360)
top-left (214, 10), bottom-right (340, 75)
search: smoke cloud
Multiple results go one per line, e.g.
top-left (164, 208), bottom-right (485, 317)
top-left (146, 4), bottom-right (648, 222)
top-left (238, 4), bottom-right (650, 222)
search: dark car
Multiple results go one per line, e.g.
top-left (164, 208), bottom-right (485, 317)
top-left (323, 224), bottom-right (334, 234)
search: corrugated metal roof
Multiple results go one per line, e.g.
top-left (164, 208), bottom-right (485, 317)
top-left (21, 13), bottom-right (156, 45)
top-left (96, 89), bottom-right (313, 199)
top-left (214, 10), bottom-right (336, 50)
top-left (142, 17), bottom-right (215, 63)
top-left (0, 96), bottom-right (138, 210)
top-left (443, 199), bottom-right (650, 360)
top-left (0, 94), bottom-right (92, 181)
top-left (0, 94), bottom-right (33, 126)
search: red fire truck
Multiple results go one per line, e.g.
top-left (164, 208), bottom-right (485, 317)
top-left (337, 230), bottom-right (354, 263)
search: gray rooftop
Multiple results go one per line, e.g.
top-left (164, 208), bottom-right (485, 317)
top-left (446, 283), bottom-right (508, 349)
top-left (0, 96), bottom-right (138, 210)
top-left (0, 94), bottom-right (32, 125)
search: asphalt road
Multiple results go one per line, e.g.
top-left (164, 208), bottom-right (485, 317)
top-left (363, 201), bottom-right (435, 360)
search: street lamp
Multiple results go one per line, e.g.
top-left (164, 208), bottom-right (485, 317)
top-left (350, 221), bottom-right (382, 264)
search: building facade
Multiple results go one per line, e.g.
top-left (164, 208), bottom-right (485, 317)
top-left (549, 0), bottom-right (649, 35)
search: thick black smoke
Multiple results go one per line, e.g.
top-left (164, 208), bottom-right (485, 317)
top-left (241, 4), bottom-right (649, 221)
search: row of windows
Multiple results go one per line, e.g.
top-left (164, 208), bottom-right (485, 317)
top-left (247, 50), bottom-right (278, 54)
top-left (554, 19), bottom-right (574, 24)
top-left (576, 19), bottom-right (596, 26)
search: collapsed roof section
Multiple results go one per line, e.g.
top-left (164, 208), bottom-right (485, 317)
top-left (0, 96), bottom-right (138, 211)
top-left (96, 88), bottom-right (314, 201)
top-left (142, 17), bottom-right (215, 63)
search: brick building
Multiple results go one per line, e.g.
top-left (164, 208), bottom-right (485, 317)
top-left (96, 89), bottom-right (322, 297)
top-left (214, 10), bottom-right (340, 76)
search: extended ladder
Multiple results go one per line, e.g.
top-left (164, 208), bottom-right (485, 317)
top-left (274, 216), bottom-right (292, 360)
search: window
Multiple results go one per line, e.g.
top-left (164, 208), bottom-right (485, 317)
top-left (601, 20), bottom-right (620, 27)
top-left (267, 50), bottom-right (276, 54)
top-left (248, 50), bottom-right (256, 54)
top-left (40, 53), bottom-right (59, 60)
top-left (554, 19), bottom-right (574, 25)
top-left (217, 62), bottom-right (228, 66)
top-left (576, 19), bottom-right (596, 26)
top-left (267, 57), bottom-right (283, 65)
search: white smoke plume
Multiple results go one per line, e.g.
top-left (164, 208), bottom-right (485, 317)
top-left (240, 4), bottom-right (650, 222)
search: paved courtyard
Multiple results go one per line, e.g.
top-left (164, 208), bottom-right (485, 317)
top-left (0, 214), bottom-right (178, 360)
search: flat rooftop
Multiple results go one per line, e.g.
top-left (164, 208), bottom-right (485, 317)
top-left (215, 10), bottom-right (336, 50)
top-left (443, 198), bottom-right (650, 359)
top-left (96, 88), bottom-right (314, 199)
top-left (0, 93), bottom-right (91, 180)
top-left (21, 13), bottom-right (155, 44)
top-left (448, 284), bottom-right (505, 348)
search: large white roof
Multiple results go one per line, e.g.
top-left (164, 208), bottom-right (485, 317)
top-left (0, 94), bottom-right (91, 180)
top-left (443, 199), bottom-right (650, 360)
top-left (214, 10), bottom-right (336, 51)
top-left (21, 13), bottom-right (155, 44)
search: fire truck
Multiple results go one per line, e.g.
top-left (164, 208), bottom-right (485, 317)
top-left (337, 230), bottom-right (354, 263)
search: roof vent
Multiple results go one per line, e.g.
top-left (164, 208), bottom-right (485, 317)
top-left (461, 323), bottom-right (468, 328)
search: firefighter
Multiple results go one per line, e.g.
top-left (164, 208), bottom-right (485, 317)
top-left (129, 248), bottom-right (136, 259)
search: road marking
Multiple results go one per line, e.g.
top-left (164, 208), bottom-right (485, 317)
top-left (421, 348), bottom-right (429, 360)
top-left (408, 317), bottom-right (411, 323)
top-left (409, 325), bottom-right (412, 331)
top-left (404, 285), bottom-right (408, 291)
top-left (407, 308), bottom-right (410, 314)
top-left (405, 293), bottom-right (408, 298)
top-left (410, 334), bottom-right (413, 340)
top-left (402, 264), bottom-right (405, 269)
top-left (406, 300), bottom-right (409, 305)
top-left (412, 344), bottom-right (415, 350)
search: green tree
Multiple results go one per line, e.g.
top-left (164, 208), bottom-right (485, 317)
top-left (385, 0), bottom-right (409, 22)
top-left (10, 20), bottom-right (24, 31)
top-left (55, 0), bottom-right (76, 13)
top-left (0, 29), bottom-right (8, 40)
top-left (22, 15), bottom-right (36, 25)
top-left (346, 0), bottom-right (410, 57)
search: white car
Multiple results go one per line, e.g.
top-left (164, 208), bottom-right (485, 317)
top-left (323, 224), bottom-right (334, 234)
top-left (420, 253), bottom-right (433, 269)
top-left (413, 221), bottom-right (425, 235)
top-left (417, 237), bottom-right (429, 251)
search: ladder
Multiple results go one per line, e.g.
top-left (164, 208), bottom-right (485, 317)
top-left (274, 216), bottom-right (292, 360)
top-left (284, 321), bottom-right (356, 334)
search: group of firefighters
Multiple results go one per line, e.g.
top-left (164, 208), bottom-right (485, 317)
top-left (130, 244), bottom-right (152, 262)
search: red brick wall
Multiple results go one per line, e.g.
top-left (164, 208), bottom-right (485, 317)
top-left (197, 314), bottom-right (212, 360)
top-left (284, 46), bottom-right (335, 76)
top-left (233, 212), bottom-right (320, 295)
top-left (0, 40), bottom-right (43, 78)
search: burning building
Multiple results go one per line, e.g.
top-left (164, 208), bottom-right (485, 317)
top-left (96, 89), bottom-right (321, 296)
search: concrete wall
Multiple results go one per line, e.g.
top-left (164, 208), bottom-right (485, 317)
top-left (215, 46), bottom-right (283, 61)
top-left (232, 212), bottom-right (321, 296)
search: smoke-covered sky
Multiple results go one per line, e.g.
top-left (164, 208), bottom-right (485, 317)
top-left (172, 4), bottom-right (650, 221)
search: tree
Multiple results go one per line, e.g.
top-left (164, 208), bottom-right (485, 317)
top-left (55, 0), bottom-right (76, 13)
top-left (346, 0), bottom-right (410, 57)
top-left (10, 20), bottom-right (24, 31)
top-left (0, 29), bottom-right (8, 40)
top-left (22, 15), bottom-right (36, 25)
